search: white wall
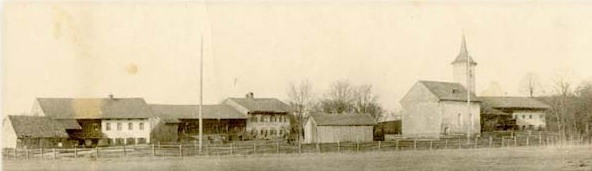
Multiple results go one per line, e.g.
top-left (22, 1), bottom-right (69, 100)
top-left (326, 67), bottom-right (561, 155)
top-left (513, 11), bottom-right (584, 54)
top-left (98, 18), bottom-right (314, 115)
top-left (401, 83), bottom-right (442, 138)
top-left (512, 110), bottom-right (546, 129)
top-left (101, 119), bottom-right (151, 143)
top-left (303, 118), bottom-right (317, 143)
top-left (2, 118), bottom-right (17, 148)
top-left (247, 114), bottom-right (291, 138)
top-left (317, 126), bottom-right (373, 143)
top-left (439, 101), bottom-right (481, 135)
top-left (453, 62), bottom-right (476, 93)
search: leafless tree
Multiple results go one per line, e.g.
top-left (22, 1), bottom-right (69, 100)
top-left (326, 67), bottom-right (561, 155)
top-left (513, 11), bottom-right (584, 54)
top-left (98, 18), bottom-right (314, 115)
top-left (353, 84), bottom-right (384, 119)
top-left (519, 72), bottom-right (544, 97)
top-left (319, 80), bottom-right (356, 114)
top-left (286, 80), bottom-right (315, 142)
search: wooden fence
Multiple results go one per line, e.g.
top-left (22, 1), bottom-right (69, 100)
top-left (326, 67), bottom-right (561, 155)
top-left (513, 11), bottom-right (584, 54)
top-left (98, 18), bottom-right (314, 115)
top-left (3, 133), bottom-right (591, 160)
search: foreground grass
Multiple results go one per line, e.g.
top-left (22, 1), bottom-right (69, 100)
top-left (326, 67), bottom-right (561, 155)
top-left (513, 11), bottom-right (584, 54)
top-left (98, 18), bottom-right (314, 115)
top-left (3, 145), bottom-right (592, 171)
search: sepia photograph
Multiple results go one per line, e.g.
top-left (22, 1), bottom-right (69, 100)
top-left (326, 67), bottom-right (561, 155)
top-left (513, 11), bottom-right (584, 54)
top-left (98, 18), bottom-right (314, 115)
top-left (2, 0), bottom-right (592, 170)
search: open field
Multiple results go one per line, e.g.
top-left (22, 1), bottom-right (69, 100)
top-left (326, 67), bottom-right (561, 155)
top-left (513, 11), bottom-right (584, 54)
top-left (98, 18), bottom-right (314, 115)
top-left (3, 145), bottom-right (592, 171)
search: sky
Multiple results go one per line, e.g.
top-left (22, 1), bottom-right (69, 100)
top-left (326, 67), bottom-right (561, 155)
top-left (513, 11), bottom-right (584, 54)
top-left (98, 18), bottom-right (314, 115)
top-left (3, 1), bottom-right (592, 114)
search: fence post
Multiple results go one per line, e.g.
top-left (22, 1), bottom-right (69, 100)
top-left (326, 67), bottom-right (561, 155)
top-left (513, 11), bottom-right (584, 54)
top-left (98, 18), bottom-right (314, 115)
top-left (526, 136), bottom-right (530, 147)
top-left (179, 144), bottom-right (183, 157)
top-left (539, 132), bottom-right (542, 146)
top-left (378, 141), bottom-right (381, 151)
top-left (337, 142), bottom-right (340, 152)
top-left (298, 143), bottom-right (302, 154)
top-left (74, 146), bottom-right (77, 158)
top-left (152, 144), bottom-right (156, 157)
top-left (276, 142), bottom-right (279, 154)
top-left (356, 141), bottom-right (360, 152)
top-left (96, 147), bottom-right (100, 158)
top-left (445, 139), bottom-right (448, 149)
top-left (14, 148), bottom-right (17, 159)
top-left (53, 148), bottom-right (56, 160)
top-left (514, 136), bottom-right (517, 147)
top-left (474, 137), bottom-right (478, 149)
top-left (458, 139), bottom-right (461, 149)
top-left (123, 144), bottom-right (126, 157)
top-left (231, 143), bottom-right (234, 155)
top-left (316, 143), bottom-right (321, 153)
top-left (429, 140), bottom-right (433, 150)
top-left (489, 136), bottom-right (492, 148)
top-left (25, 147), bottom-right (29, 159)
top-left (395, 140), bottom-right (399, 150)
top-left (41, 147), bottom-right (44, 159)
top-left (253, 144), bottom-right (257, 155)
top-left (414, 139), bottom-right (417, 150)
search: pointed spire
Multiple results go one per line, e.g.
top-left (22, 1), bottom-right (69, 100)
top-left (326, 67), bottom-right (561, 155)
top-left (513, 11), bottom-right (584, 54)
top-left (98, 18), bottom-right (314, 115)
top-left (451, 34), bottom-right (477, 65)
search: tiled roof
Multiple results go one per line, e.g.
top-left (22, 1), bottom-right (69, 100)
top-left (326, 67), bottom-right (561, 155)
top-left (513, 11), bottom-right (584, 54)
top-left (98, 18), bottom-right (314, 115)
top-left (226, 98), bottom-right (292, 113)
top-left (310, 113), bottom-right (377, 126)
top-left (56, 119), bottom-right (82, 129)
top-left (36, 98), bottom-right (155, 119)
top-left (480, 96), bottom-right (550, 109)
top-left (149, 104), bottom-right (247, 120)
top-left (8, 115), bottom-right (69, 138)
top-left (419, 81), bottom-right (480, 102)
top-left (481, 106), bottom-right (510, 115)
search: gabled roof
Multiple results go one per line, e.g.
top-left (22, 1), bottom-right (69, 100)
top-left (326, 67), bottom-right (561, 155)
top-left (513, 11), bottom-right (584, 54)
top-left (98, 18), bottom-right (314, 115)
top-left (481, 106), bottom-right (510, 115)
top-left (56, 119), bottom-right (82, 129)
top-left (451, 35), bottom-right (477, 65)
top-left (36, 98), bottom-right (155, 119)
top-left (226, 98), bottom-right (291, 113)
top-left (310, 113), bottom-right (377, 126)
top-left (480, 96), bottom-right (550, 109)
top-left (149, 104), bottom-right (247, 120)
top-left (7, 115), bottom-right (69, 138)
top-left (419, 81), bottom-right (480, 102)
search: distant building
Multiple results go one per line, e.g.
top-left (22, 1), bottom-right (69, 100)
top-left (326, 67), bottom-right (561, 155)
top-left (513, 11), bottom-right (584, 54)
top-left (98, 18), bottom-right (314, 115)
top-left (401, 81), bottom-right (481, 138)
top-left (303, 113), bottom-right (376, 143)
top-left (2, 115), bottom-right (69, 148)
top-left (223, 93), bottom-right (292, 140)
top-left (480, 97), bottom-right (550, 131)
top-left (149, 104), bottom-right (247, 142)
top-left (30, 96), bottom-right (176, 146)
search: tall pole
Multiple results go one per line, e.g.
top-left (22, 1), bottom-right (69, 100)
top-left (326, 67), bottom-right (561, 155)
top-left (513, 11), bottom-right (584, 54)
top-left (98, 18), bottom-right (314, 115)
top-left (465, 35), bottom-right (472, 143)
top-left (199, 35), bottom-right (204, 152)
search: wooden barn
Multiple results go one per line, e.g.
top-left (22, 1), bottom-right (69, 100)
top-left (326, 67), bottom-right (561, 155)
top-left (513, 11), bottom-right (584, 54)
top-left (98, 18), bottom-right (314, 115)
top-left (2, 115), bottom-right (69, 148)
top-left (150, 104), bottom-right (247, 143)
top-left (304, 113), bottom-right (377, 143)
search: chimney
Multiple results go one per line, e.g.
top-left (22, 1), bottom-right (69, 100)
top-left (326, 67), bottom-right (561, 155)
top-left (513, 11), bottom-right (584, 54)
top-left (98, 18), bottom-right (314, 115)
top-left (245, 92), bottom-right (254, 99)
top-left (109, 94), bottom-right (114, 100)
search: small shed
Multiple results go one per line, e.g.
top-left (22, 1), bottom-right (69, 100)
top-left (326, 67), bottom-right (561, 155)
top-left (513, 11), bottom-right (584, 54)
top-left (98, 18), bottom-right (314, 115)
top-left (304, 113), bottom-right (377, 143)
top-left (2, 115), bottom-right (69, 148)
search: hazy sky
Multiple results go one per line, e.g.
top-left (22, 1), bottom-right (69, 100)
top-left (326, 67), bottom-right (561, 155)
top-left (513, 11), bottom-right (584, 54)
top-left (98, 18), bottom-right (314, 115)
top-left (3, 1), bottom-right (592, 114)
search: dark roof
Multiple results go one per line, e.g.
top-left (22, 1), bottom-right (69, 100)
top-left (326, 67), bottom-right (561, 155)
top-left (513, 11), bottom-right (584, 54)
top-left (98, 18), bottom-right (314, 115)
top-left (481, 106), bottom-right (510, 115)
top-left (451, 35), bottom-right (477, 65)
top-left (310, 113), bottom-right (377, 126)
top-left (419, 81), bottom-right (480, 102)
top-left (7, 115), bottom-right (69, 138)
top-left (149, 104), bottom-right (247, 120)
top-left (56, 119), bottom-right (82, 129)
top-left (36, 98), bottom-right (155, 119)
top-left (226, 98), bottom-right (291, 113)
top-left (480, 96), bottom-right (551, 109)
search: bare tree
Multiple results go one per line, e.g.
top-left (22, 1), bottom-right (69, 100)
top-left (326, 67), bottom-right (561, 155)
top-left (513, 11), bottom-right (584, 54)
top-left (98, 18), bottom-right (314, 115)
top-left (319, 80), bottom-right (355, 114)
top-left (286, 80), bottom-right (315, 142)
top-left (519, 72), bottom-right (544, 97)
top-left (353, 84), bottom-right (384, 119)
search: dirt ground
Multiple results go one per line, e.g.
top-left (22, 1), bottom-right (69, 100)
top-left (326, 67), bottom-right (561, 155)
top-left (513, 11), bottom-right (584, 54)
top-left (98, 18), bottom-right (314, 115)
top-left (3, 145), bottom-right (592, 171)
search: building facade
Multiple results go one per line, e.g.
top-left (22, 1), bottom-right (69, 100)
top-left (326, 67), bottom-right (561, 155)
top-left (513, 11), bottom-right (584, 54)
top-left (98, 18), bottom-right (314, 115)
top-left (304, 114), bottom-right (376, 143)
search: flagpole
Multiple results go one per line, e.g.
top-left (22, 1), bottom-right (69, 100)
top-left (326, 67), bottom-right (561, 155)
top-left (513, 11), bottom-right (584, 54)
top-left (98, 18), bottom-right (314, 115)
top-left (199, 35), bottom-right (204, 152)
top-left (465, 36), bottom-right (472, 143)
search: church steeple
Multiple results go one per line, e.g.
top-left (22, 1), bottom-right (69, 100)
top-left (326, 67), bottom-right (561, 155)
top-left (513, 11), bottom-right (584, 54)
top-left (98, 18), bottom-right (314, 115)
top-left (452, 34), bottom-right (477, 93)
top-left (451, 34), bottom-right (477, 65)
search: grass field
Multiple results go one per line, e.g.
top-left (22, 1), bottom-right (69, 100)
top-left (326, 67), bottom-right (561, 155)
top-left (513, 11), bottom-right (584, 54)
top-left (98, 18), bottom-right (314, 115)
top-left (3, 145), bottom-right (592, 171)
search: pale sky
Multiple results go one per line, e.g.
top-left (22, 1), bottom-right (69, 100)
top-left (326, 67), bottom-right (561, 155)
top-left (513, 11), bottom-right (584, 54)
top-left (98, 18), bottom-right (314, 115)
top-left (3, 1), bottom-right (592, 114)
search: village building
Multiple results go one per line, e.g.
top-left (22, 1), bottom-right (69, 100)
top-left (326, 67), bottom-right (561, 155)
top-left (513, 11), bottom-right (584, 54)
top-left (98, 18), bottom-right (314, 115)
top-left (222, 93), bottom-right (292, 140)
top-left (2, 115), bottom-right (70, 148)
top-left (149, 104), bottom-right (247, 143)
top-left (401, 81), bottom-right (481, 138)
top-left (303, 113), bottom-right (377, 143)
top-left (480, 96), bottom-right (550, 131)
top-left (30, 96), bottom-right (177, 146)
top-left (480, 106), bottom-right (516, 132)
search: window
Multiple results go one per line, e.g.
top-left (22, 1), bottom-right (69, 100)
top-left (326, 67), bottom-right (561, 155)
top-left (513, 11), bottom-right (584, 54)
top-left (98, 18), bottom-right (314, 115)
top-left (252, 116), bottom-right (257, 123)
top-left (128, 123), bottom-right (133, 130)
top-left (139, 123), bottom-right (145, 130)
top-left (522, 115), bottom-right (525, 119)
top-left (106, 123), bottom-right (111, 131)
top-left (93, 123), bottom-right (100, 131)
top-left (279, 130), bottom-right (284, 135)
top-left (259, 116), bottom-right (264, 122)
top-left (117, 123), bottom-right (122, 131)
top-left (137, 138), bottom-right (147, 144)
top-left (270, 129), bottom-right (276, 135)
top-left (260, 130), bottom-right (264, 135)
top-left (529, 115), bottom-right (532, 119)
